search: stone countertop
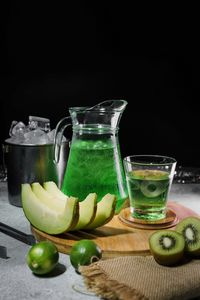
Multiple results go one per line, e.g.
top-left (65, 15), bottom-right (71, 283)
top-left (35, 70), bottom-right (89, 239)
top-left (0, 182), bottom-right (200, 300)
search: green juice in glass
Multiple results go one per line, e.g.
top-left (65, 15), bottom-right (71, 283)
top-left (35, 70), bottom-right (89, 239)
top-left (126, 169), bottom-right (170, 220)
top-left (61, 139), bottom-right (128, 213)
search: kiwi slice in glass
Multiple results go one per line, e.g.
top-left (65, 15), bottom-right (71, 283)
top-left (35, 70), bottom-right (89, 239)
top-left (140, 180), bottom-right (168, 198)
top-left (149, 230), bottom-right (185, 266)
top-left (176, 216), bottom-right (200, 257)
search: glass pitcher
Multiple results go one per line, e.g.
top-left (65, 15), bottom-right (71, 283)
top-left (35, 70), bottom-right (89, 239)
top-left (54, 100), bottom-right (128, 213)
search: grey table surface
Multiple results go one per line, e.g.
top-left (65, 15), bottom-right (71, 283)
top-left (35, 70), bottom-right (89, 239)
top-left (1, 182), bottom-right (200, 300)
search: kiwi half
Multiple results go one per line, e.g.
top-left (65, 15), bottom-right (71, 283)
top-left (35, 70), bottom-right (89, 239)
top-left (176, 216), bottom-right (200, 257)
top-left (149, 230), bottom-right (185, 266)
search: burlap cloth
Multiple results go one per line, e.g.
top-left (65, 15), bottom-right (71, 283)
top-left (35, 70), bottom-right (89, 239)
top-left (79, 255), bottom-right (200, 300)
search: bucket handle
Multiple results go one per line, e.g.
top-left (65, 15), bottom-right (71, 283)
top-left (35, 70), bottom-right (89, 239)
top-left (54, 116), bottom-right (71, 164)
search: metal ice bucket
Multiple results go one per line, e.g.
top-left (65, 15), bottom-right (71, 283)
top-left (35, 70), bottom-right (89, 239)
top-left (2, 140), bottom-right (69, 207)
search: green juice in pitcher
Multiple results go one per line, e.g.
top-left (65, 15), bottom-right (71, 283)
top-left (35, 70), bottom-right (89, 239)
top-left (61, 138), bottom-right (128, 212)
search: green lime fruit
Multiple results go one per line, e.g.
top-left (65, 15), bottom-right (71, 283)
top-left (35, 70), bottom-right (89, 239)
top-left (70, 239), bottom-right (102, 271)
top-left (149, 230), bottom-right (185, 266)
top-left (26, 241), bottom-right (59, 275)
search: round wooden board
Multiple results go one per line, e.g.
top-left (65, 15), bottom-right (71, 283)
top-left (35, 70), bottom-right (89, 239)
top-left (31, 201), bottom-right (199, 259)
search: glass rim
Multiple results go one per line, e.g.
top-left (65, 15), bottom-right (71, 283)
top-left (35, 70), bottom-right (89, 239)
top-left (123, 155), bottom-right (177, 166)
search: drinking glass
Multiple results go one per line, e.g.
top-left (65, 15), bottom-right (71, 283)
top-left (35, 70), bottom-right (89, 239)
top-left (123, 155), bottom-right (177, 221)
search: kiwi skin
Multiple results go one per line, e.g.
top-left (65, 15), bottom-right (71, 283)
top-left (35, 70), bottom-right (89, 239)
top-left (149, 230), bottom-right (185, 266)
top-left (176, 216), bottom-right (200, 257)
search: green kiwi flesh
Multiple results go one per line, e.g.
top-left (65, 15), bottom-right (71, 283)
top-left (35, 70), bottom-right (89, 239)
top-left (149, 230), bottom-right (185, 266)
top-left (176, 216), bottom-right (200, 257)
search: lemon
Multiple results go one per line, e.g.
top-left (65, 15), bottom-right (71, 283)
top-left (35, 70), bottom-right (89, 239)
top-left (26, 241), bottom-right (59, 275)
top-left (70, 239), bottom-right (102, 272)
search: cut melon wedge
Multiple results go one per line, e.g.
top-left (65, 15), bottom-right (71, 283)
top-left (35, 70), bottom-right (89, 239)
top-left (72, 193), bottom-right (97, 231)
top-left (43, 181), bottom-right (68, 202)
top-left (84, 193), bottom-right (116, 230)
top-left (31, 182), bottom-right (65, 212)
top-left (21, 183), bottom-right (79, 234)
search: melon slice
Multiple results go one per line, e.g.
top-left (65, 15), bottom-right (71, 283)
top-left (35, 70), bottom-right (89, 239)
top-left (43, 181), bottom-right (68, 202)
top-left (84, 193), bottom-right (116, 230)
top-left (32, 182), bottom-right (65, 211)
top-left (21, 183), bottom-right (79, 234)
top-left (72, 193), bottom-right (97, 231)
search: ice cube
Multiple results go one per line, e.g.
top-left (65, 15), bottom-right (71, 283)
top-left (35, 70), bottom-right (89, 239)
top-left (24, 129), bottom-right (51, 145)
top-left (28, 116), bottom-right (51, 132)
top-left (9, 121), bottom-right (26, 137)
top-left (9, 120), bottom-right (18, 136)
top-left (8, 121), bottom-right (29, 143)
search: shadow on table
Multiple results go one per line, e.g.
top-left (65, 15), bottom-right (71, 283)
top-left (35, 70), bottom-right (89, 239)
top-left (33, 263), bottom-right (66, 278)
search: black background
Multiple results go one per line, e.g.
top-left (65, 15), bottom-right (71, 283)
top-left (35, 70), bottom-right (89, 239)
top-left (1, 2), bottom-right (200, 167)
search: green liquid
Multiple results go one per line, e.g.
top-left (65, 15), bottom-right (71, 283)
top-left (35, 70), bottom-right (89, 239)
top-left (126, 169), bottom-right (170, 220)
top-left (61, 139), bottom-right (128, 212)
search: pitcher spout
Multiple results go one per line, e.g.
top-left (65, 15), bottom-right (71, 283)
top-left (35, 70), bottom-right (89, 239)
top-left (89, 99), bottom-right (128, 112)
top-left (69, 100), bottom-right (128, 132)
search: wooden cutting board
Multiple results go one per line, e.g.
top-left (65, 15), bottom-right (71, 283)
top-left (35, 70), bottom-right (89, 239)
top-left (31, 201), bottom-right (199, 258)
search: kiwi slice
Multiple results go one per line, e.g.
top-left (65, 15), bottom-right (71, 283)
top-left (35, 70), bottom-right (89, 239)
top-left (140, 180), bottom-right (168, 198)
top-left (149, 230), bottom-right (185, 266)
top-left (176, 216), bottom-right (200, 257)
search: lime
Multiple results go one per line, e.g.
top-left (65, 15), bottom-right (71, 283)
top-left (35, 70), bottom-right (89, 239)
top-left (26, 241), bottom-right (59, 275)
top-left (70, 239), bottom-right (102, 271)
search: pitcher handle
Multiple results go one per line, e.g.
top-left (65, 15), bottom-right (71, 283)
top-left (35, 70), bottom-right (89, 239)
top-left (54, 116), bottom-right (71, 164)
